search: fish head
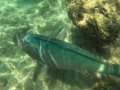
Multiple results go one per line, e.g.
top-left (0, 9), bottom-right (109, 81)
top-left (13, 31), bottom-right (41, 61)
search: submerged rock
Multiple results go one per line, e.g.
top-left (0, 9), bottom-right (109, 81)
top-left (66, 0), bottom-right (120, 46)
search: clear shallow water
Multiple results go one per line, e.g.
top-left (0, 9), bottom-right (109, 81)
top-left (0, 0), bottom-right (120, 90)
top-left (0, 0), bottom-right (82, 90)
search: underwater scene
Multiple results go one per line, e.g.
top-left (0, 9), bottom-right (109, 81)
top-left (0, 0), bottom-right (120, 90)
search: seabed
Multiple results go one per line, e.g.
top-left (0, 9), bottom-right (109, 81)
top-left (0, 0), bottom-right (120, 90)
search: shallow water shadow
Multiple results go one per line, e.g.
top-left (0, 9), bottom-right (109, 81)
top-left (47, 67), bottom-right (98, 89)
top-left (70, 27), bottom-right (111, 60)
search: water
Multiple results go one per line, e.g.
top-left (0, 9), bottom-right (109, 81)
top-left (0, 0), bottom-right (120, 90)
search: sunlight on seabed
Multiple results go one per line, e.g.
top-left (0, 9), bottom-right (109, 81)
top-left (0, 0), bottom-right (75, 90)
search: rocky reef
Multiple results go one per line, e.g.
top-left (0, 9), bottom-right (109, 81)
top-left (66, 0), bottom-right (120, 47)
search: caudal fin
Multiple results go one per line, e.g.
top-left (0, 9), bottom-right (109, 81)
top-left (103, 64), bottom-right (120, 77)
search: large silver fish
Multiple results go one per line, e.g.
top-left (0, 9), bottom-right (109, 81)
top-left (13, 32), bottom-right (120, 79)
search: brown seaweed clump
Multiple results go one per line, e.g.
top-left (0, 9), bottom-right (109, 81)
top-left (66, 0), bottom-right (120, 46)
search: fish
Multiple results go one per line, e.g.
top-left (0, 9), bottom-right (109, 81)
top-left (13, 32), bottom-right (120, 80)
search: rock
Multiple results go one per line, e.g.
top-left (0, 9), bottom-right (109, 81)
top-left (66, 0), bottom-right (120, 45)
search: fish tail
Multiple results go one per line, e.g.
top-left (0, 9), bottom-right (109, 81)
top-left (102, 64), bottom-right (120, 77)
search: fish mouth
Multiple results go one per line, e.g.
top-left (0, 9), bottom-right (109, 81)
top-left (13, 30), bottom-right (28, 48)
top-left (13, 32), bottom-right (24, 48)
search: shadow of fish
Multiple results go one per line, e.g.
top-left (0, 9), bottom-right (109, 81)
top-left (13, 32), bottom-right (120, 81)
